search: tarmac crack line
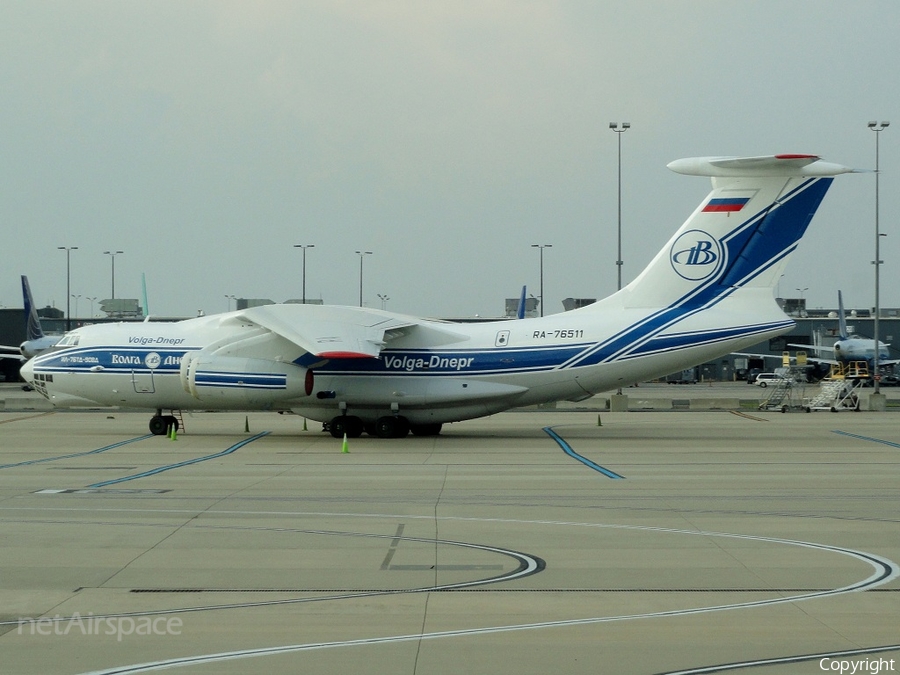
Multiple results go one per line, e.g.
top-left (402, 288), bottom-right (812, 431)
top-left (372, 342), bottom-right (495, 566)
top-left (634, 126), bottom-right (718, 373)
top-left (413, 465), bottom-right (450, 674)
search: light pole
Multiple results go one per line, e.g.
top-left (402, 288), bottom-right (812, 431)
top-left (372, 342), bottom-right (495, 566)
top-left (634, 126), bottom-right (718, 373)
top-left (531, 244), bottom-right (552, 317)
top-left (225, 294), bottom-right (236, 311)
top-left (796, 287), bottom-right (809, 317)
top-left (293, 244), bottom-right (315, 304)
top-left (868, 120), bottom-right (889, 396)
top-left (86, 296), bottom-right (97, 318)
top-left (377, 293), bottom-right (390, 310)
top-left (57, 246), bottom-right (78, 331)
top-left (610, 122), bottom-right (630, 290)
top-left (103, 250), bottom-right (124, 299)
top-left (71, 294), bottom-right (81, 318)
top-left (356, 251), bottom-right (372, 307)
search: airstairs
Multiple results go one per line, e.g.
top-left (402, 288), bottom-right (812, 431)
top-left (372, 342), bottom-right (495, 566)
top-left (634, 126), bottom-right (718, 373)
top-left (805, 362), bottom-right (866, 412)
top-left (758, 368), bottom-right (806, 412)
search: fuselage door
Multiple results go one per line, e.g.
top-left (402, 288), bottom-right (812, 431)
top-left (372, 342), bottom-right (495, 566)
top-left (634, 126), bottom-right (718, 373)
top-left (132, 370), bottom-right (156, 394)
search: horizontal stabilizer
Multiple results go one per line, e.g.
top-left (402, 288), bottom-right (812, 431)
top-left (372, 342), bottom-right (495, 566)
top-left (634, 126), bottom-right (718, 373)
top-left (667, 155), bottom-right (854, 177)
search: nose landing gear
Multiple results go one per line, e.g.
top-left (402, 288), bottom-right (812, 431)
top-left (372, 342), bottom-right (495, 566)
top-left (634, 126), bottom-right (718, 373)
top-left (149, 410), bottom-right (180, 436)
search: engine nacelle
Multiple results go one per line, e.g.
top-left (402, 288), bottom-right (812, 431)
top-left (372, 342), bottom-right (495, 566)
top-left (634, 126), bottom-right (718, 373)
top-left (180, 352), bottom-right (313, 406)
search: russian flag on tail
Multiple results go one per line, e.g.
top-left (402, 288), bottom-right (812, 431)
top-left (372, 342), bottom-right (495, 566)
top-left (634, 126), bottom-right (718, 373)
top-left (702, 197), bottom-right (750, 213)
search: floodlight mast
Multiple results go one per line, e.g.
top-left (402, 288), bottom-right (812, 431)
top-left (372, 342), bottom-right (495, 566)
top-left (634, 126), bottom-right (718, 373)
top-left (868, 121), bottom-right (889, 397)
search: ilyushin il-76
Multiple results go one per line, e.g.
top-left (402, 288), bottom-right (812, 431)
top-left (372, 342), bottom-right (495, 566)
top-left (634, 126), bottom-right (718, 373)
top-left (22, 154), bottom-right (852, 438)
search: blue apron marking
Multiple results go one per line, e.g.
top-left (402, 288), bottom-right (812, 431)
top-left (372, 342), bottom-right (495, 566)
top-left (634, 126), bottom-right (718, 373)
top-left (87, 432), bottom-right (271, 487)
top-left (0, 436), bottom-right (153, 469)
top-left (543, 426), bottom-right (625, 479)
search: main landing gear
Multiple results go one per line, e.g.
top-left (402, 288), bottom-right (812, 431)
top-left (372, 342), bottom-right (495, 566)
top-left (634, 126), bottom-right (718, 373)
top-left (326, 415), bottom-right (442, 439)
top-left (149, 409), bottom-right (180, 436)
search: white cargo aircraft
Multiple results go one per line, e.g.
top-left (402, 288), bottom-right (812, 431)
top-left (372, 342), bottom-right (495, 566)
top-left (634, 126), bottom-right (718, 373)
top-left (22, 154), bottom-right (852, 438)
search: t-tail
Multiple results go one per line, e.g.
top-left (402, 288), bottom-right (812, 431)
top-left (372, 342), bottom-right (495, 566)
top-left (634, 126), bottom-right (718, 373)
top-left (21, 275), bottom-right (45, 341)
top-left (617, 155), bottom-right (853, 311)
top-left (571, 155), bottom-right (854, 370)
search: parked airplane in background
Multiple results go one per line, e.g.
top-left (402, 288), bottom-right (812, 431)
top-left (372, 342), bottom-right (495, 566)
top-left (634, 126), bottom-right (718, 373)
top-left (516, 286), bottom-right (527, 320)
top-left (789, 290), bottom-right (897, 369)
top-left (0, 276), bottom-right (61, 363)
top-left (22, 154), bottom-right (852, 437)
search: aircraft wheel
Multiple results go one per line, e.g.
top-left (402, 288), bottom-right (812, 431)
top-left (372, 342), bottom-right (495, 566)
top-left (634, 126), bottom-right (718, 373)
top-left (328, 416), bottom-right (346, 439)
top-left (329, 415), bottom-right (364, 439)
top-left (375, 416), bottom-right (410, 439)
top-left (781, 405), bottom-right (787, 413)
top-left (393, 417), bottom-right (410, 438)
top-left (410, 423), bottom-right (442, 436)
top-left (149, 415), bottom-right (168, 436)
top-left (344, 416), bottom-right (364, 438)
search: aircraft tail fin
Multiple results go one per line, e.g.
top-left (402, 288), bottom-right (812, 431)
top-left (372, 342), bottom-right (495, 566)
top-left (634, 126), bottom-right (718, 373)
top-left (610, 155), bottom-right (852, 311)
top-left (837, 290), bottom-right (850, 340)
top-left (21, 276), bottom-right (45, 341)
top-left (142, 272), bottom-right (150, 318)
top-left (517, 286), bottom-right (527, 319)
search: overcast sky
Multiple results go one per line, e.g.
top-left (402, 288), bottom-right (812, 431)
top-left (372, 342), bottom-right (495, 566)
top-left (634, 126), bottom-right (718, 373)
top-left (2, 1), bottom-right (898, 320)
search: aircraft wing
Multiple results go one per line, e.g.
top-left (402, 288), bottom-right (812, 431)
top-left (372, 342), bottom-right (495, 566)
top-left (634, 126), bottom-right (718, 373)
top-left (732, 351), bottom-right (834, 366)
top-left (788, 342), bottom-right (835, 354)
top-left (237, 304), bottom-right (465, 360)
top-left (788, 343), bottom-right (900, 366)
top-left (0, 345), bottom-right (24, 361)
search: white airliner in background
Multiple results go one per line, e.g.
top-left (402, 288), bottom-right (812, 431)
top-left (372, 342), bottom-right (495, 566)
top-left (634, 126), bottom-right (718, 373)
top-left (22, 154), bottom-right (852, 438)
top-left (0, 276), bottom-right (61, 363)
top-left (790, 290), bottom-right (898, 370)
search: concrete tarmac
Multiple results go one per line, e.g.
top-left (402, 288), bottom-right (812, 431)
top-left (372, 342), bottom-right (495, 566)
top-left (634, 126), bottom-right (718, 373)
top-left (0, 405), bottom-right (898, 674)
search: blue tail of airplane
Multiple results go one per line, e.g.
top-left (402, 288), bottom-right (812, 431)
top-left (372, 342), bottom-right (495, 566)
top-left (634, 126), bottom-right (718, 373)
top-left (517, 286), bottom-right (527, 319)
top-left (21, 276), bottom-right (45, 341)
top-left (837, 290), bottom-right (849, 340)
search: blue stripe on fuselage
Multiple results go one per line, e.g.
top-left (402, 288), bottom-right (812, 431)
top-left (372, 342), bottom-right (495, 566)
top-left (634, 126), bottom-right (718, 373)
top-left (308, 344), bottom-right (593, 376)
top-left (30, 346), bottom-right (193, 374)
top-left (623, 320), bottom-right (794, 360)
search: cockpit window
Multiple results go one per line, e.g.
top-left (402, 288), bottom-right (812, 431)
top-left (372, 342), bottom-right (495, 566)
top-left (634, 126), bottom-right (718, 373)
top-left (57, 334), bottom-right (81, 347)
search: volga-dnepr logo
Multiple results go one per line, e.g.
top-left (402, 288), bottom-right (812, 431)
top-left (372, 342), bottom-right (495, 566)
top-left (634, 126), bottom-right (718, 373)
top-left (670, 229), bottom-right (723, 281)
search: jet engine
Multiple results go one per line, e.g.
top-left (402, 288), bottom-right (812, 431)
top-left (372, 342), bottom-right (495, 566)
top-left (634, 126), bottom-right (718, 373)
top-left (179, 352), bottom-right (313, 406)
